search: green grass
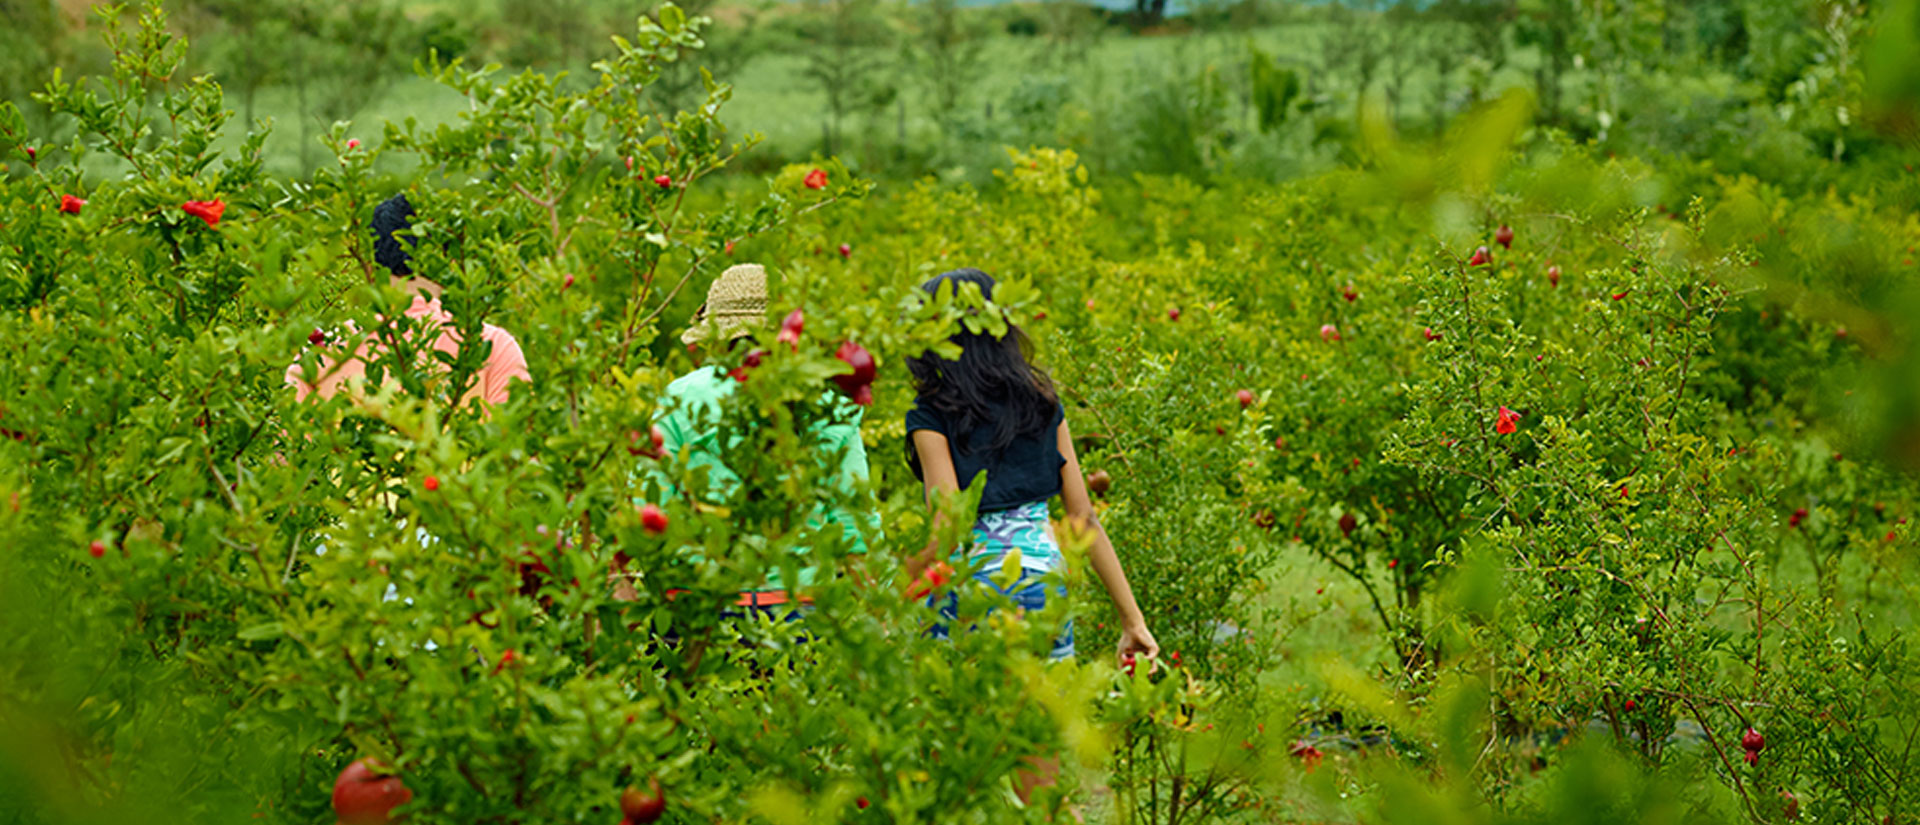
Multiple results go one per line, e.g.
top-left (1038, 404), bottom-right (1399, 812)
top-left (208, 19), bottom-right (1556, 182)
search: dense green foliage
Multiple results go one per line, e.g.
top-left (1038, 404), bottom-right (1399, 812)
top-left (4, 1), bottom-right (1920, 824)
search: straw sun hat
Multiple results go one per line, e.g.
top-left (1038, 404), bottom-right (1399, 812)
top-left (681, 263), bottom-right (768, 346)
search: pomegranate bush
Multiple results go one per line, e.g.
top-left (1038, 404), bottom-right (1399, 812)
top-left (3, 5), bottom-right (1919, 825)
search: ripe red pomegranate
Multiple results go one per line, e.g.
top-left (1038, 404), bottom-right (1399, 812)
top-left (1742, 727), bottom-right (1765, 753)
top-left (1319, 324), bottom-right (1340, 342)
top-left (621, 777), bottom-right (666, 823)
top-left (728, 348), bottom-right (769, 383)
top-left (838, 243), bottom-right (852, 259)
top-left (832, 341), bottom-right (877, 406)
top-left (1468, 246), bottom-right (1491, 267)
top-left (653, 174), bottom-right (672, 188)
top-left (1495, 224), bottom-right (1514, 249)
top-left (1624, 699), bottom-right (1637, 711)
top-left (1338, 512), bottom-right (1357, 538)
top-left (516, 553), bottom-right (553, 600)
top-left (1087, 470), bottom-right (1112, 497)
top-left (777, 308), bottom-right (804, 346)
top-left (332, 759), bottom-right (413, 825)
top-left (1273, 436), bottom-right (1286, 451)
top-left (1167, 307), bottom-right (1181, 322)
top-left (1236, 389), bottom-right (1254, 408)
top-left (639, 503), bottom-right (668, 535)
top-left (89, 540), bottom-right (107, 558)
top-left (423, 475), bottom-right (440, 492)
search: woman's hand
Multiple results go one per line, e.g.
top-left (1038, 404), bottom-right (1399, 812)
top-left (1115, 622), bottom-right (1159, 663)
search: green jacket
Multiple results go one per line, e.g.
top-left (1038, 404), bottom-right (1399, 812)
top-left (649, 366), bottom-right (875, 591)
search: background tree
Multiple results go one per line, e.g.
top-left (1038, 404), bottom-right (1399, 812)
top-left (280, 0), bottom-right (415, 173)
top-left (1432, 0), bottom-right (1515, 105)
top-left (797, 0), bottom-right (894, 157)
top-left (1513, 0), bottom-right (1582, 126)
top-left (904, 0), bottom-right (988, 132)
top-left (0, 0), bottom-right (69, 117)
top-left (651, 0), bottom-right (774, 116)
top-left (1033, 0), bottom-right (1104, 69)
top-left (1378, 1), bottom-right (1426, 128)
top-left (1318, 0), bottom-right (1386, 110)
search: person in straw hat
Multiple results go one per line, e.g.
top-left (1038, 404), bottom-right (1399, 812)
top-left (635, 263), bottom-right (875, 625)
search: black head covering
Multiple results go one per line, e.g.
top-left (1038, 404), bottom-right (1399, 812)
top-left (371, 193), bottom-right (416, 276)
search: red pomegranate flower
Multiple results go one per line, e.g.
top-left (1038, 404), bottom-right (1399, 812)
top-left (1495, 406), bottom-right (1521, 435)
top-left (1289, 740), bottom-right (1324, 772)
top-left (905, 562), bottom-right (954, 600)
top-left (59, 194), bottom-right (86, 215)
top-left (182, 199), bottom-right (225, 227)
top-left (804, 168), bottom-right (829, 190)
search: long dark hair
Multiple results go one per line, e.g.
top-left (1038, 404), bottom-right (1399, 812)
top-left (907, 268), bottom-right (1057, 454)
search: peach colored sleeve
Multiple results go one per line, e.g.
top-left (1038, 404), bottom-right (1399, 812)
top-left (284, 359), bottom-right (314, 402)
top-left (482, 326), bottom-right (531, 407)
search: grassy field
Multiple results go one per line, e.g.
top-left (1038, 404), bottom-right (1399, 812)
top-left (213, 18), bottom-right (1549, 182)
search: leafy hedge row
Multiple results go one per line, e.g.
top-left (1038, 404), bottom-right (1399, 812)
top-left (2, 5), bottom-right (1917, 825)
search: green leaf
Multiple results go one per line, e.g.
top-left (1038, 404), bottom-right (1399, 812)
top-left (237, 622), bottom-right (283, 641)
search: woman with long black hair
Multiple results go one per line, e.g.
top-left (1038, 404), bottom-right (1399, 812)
top-left (905, 268), bottom-right (1158, 666)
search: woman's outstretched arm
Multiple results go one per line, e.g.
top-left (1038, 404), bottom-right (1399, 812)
top-left (908, 429), bottom-right (962, 580)
top-left (1055, 418), bottom-right (1159, 662)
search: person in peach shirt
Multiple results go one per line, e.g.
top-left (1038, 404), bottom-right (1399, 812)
top-left (286, 193), bottom-right (530, 408)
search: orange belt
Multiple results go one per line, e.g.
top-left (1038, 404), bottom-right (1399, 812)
top-left (662, 588), bottom-right (813, 607)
